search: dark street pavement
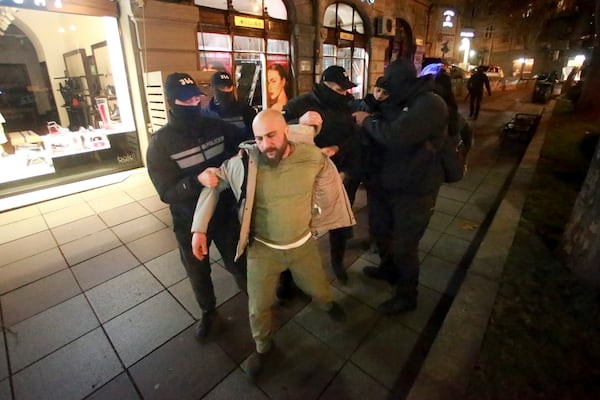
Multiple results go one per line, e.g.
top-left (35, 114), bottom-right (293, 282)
top-left (0, 79), bottom-right (548, 400)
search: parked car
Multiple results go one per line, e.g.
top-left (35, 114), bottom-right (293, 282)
top-left (480, 65), bottom-right (505, 79)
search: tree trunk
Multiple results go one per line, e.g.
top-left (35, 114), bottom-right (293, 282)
top-left (576, 0), bottom-right (600, 113)
top-left (562, 138), bottom-right (600, 287)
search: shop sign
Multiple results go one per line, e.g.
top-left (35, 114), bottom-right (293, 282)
top-left (339, 32), bottom-right (354, 41)
top-left (234, 15), bottom-right (264, 30)
top-left (0, 0), bottom-right (63, 11)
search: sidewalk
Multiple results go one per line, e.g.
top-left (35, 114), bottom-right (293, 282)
top-left (0, 86), bottom-right (543, 400)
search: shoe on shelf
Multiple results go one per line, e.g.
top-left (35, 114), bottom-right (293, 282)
top-left (326, 301), bottom-right (347, 322)
top-left (331, 262), bottom-right (348, 284)
top-left (362, 266), bottom-right (396, 285)
top-left (247, 342), bottom-right (274, 382)
top-left (195, 310), bottom-right (216, 340)
top-left (377, 295), bottom-right (417, 315)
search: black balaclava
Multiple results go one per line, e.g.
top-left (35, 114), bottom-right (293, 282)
top-left (170, 103), bottom-right (203, 122)
top-left (214, 89), bottom-right (236, 111)
top-left (314, 81), bottom-right (353, 109)
top-left (383, 58), bottom-right (418, 105)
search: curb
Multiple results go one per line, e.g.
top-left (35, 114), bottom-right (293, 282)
top-left (406, 102), bottom-right (554, 400)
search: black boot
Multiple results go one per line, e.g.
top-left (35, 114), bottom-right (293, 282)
top-left (195, 309), bottom-right (216, 340)
top-left (362, 266), bottom-right (396, 285)
top-left (329, 228), bottom-right (348, 283)
top-left (378, 288), bottom-right (417, 315)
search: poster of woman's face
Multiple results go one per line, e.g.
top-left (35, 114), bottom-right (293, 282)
top-left (266, 63), bottom-right (289, 111)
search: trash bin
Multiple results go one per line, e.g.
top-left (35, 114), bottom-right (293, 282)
top-left (532, 81), bottom-right (554, 104)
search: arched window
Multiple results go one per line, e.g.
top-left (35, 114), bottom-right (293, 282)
top-left (322, 3), bottom-right (367, 97)
top-left (196, 0), bottom-right (290, 110)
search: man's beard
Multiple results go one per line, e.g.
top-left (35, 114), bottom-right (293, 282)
top-left (260, 140), bottom-right (288, 167)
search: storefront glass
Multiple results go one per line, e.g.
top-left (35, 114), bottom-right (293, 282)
top-left (0, 4), bottom-right (141, 198)
top-left (197, 0), bottom-right (290, 111)
top-left (322, 3), bottom-right (367, 97)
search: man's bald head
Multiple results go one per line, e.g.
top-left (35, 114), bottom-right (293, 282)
top-left (252, 109), bottom-right (290, 166)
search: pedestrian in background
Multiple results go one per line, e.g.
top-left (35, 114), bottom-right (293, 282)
top-left (467, 66), bottom-right (491, 120)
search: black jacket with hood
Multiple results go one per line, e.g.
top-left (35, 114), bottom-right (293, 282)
top-left (283, 82), bottom-right (359, 172)
top-left (361, 59), bottom-right (448, 195)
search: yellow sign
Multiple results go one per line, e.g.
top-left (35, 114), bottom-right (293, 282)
top-left (234, 16), bottom-right (265, 29)
top-left (339, 32), bottom-right (354, 41)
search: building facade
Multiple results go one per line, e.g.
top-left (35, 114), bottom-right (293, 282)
top-left (1, 0), bottom-right (436, 209)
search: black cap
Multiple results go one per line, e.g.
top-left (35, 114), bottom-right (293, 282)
top-left (211, 71), bottom-right (234, 89)
top-left (375, 76), bottom-right (387, 89)
top-left (321, 66), bottom-right (357, 90)
top-left (164, 72), bottom-right (204, 102)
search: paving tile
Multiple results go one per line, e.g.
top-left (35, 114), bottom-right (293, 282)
top-left (51, 215), bottom-right (108, 245)
top-left (420, 255), bottom-right (460, 295)
top-left (98, 201), bottom-right (149, 227)
top-left (250, 322), bottom-right (344, 399)
top-left (0, 248), bottom-right (68, 295)
top-left (0, 379), bottom-right (9, 400)
top-left (12, 328), bottom-right (122, 400)
top-left (86, 373), bottom-right (141, 400)
top-left (167, 263), bottom-right (239, 320)
top-left (1, 269), bottom-right (81, 326)
top-left (124, 183), bottom-right (158, 201)
top-left (203, 368), bottom-right (269, 400)
top-left (43, 202), bottom-right (96, 229)
top-left (80, 185), bottom-right (125, 201)
top-left (117, 170), bottom-right (152, 189)
top-left (0, 231), bottom-right (56, 267)
top-left (7, 295), bottom-right (99, 372)
top-left (111, 214), bottom-right (166, 243)
top-left (0, 334), bottom-right (6, 381)
top-left (144, 249), bottom-right (187, 287)
top-left (419, 228), bottom-right (443, 253)
top-left (427, 211), bottom-right (455, 233)
top-left (295, 286), bottom-right (379, 358)
top-left (467, 191), bottom-right (497, 210)
top-left (103, 290), bottom-right (194, 367)
top-left (126, 228), bottom-right (178, 263)
top-left (0, 215), bottom-right (47, 244)
top-left (437, 185), bottom-right (471, 202)
top-left (213, 293), bottom-right (254, 364)
top-left (444, 217), bottom-right (479, 241)
top-left (138, 194), bottom-right (168, 213)
top-left (72, 246), bottom-right (140, 291)
top-left (153, 208), bottom-right (173, 227)
top-left (319, 361), bottom-right (391, 400)
top-left (86, 266), bottom-right (163, 323)
top-left (351, 318), bottom-right (420, 389)
top-left (87, 191), bottom-right (135, 214)
top-left (457, 203), bottom-right (488, 223)
top-left (434, 197), bottom-right (464, 216)
top-left (60, 229), bottom-right (121, 266)
top-left (0, 204), bottom-right (40, 225)
top-left (36, 193), bottom-right (84, 213)
top-left (388, 285), bottom-right (444, 334)
top-left (335, 257), bottom-right (392, 309)
top-left (429, 234), bottom-right (471, 264)
top-left (129, 325), bottom-right (236, 400)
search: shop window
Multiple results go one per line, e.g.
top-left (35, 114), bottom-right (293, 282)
top-left (0, 5), bottom-right (140, 194)
top-left (197, 0), bottom-right (290, 111)
top-left (322, 3), bottom-right (367, 97)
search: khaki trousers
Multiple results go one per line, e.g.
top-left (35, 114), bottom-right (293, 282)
top-left (247, 238), bottom-right (332, 353)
